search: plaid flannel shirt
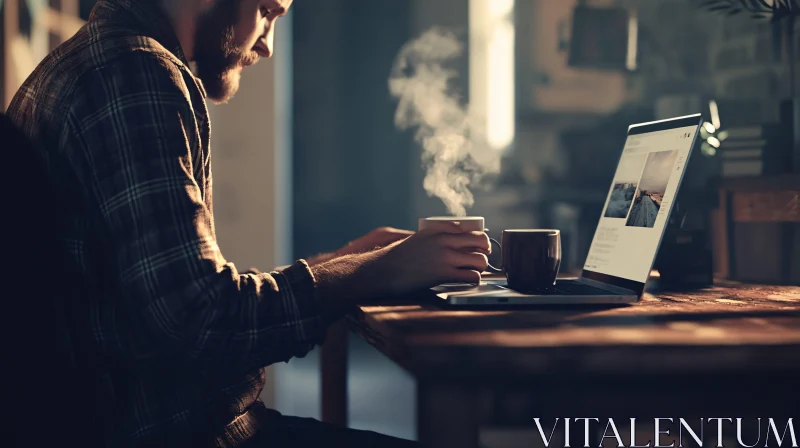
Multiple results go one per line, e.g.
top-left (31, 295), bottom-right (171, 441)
top-left (7, 0), bottom-right (326, 445)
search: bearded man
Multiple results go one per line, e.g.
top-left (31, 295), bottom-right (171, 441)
top-left (6, 0), bottom-right (491, 446)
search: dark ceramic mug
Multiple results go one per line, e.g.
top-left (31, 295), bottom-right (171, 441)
top-left (491, 229), bottom-right (562, 292)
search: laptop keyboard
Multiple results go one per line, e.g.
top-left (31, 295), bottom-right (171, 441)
top-left (521, 280), bottom-right (616, 296)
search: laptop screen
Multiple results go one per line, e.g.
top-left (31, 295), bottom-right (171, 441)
top-left (582, 119), bottom-right (699, 283)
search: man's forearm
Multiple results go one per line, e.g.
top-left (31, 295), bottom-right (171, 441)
top-left (305, 251), bottom-right (339, 266)
top-left (310, 247), bottom-right (392, 314)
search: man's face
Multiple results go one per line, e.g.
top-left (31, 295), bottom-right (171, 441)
top-left (194, 0), bottom-right (292, 103)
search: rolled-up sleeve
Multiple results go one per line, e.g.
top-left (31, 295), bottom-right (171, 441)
top-left (66, 51), bottom-right (325, 373)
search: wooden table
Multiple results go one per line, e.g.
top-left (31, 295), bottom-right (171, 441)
top-left (320, 279), bottom-right (800, 447)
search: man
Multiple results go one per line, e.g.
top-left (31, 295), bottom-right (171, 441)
top-left (7, 0), bottom-right (490, 446)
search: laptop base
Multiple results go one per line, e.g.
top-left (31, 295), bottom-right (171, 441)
top-left (433, 278), bottom-right (638, 306)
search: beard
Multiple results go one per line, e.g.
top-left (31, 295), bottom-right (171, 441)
top-left (193, 0), bottom-right (259, 103)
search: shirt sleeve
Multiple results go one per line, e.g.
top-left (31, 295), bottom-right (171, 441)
top-left (66, 51), bottom-right (326, 373)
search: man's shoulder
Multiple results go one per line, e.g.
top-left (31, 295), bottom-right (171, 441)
top-left (69, 25), bottom-right (195, 95)
top-left (84, 23), bottom-right (188, 71)
top-left (12, 24), bottom-right (195, 119)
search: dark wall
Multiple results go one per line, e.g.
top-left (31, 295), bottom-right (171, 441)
top-left (292, 1), bottom-right (414, 259)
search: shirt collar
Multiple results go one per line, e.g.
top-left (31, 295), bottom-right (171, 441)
top-left (89, 0), bottom-right (189, 66)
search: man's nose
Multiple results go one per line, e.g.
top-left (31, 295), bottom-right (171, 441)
top-left (255, 25), bottom-right (276, 58)
top-left (264, 27), bottom-right (275, 58)
top-left (255, 44), bottom-right (271, 58)
top-left (254, 37), bottom-right (271, 58)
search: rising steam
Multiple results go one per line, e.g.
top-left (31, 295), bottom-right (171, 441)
top-left (389, 27), bottom-right (500, 217)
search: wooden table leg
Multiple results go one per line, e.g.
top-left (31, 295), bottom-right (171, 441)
top-left (321, 319), bottom-right (348, 426)
top-left (417, 381), bottom-right (481, 448)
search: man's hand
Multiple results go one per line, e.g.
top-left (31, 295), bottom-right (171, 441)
top-left (368, 223), bottom-right (490, 293)
top-left (306, 227), bottom-right (414, 266)
top-left (311, 222), bottom-right (490, 309)
top-left (337, 226), bottom-right (414, 255)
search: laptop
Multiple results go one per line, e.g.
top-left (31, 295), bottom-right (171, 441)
top-left (433, 113), bottom-right (703, 306)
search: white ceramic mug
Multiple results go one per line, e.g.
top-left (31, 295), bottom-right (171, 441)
top-left (418, 216), bottom-right (486, 232)
top-left (418, 216), bottom-right (502, 273)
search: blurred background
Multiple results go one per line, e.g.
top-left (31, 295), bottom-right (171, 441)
top-left (3, 0), bottom-right (798, 442)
